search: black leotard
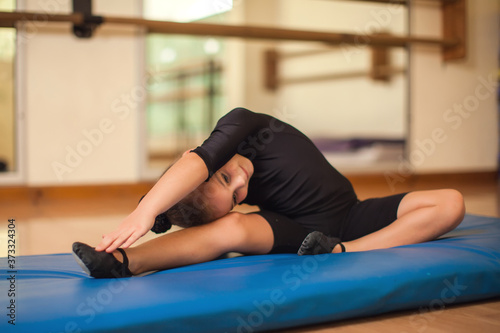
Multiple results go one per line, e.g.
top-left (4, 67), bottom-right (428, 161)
top-left (192, 108), bottom-right (359, 252)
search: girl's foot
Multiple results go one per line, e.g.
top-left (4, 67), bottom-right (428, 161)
top-left (297, 231), bottom-right (345, 255)
top-left (72, 242), bottom-right (133, 278)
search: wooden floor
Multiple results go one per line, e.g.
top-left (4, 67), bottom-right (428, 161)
top-left (1, 172), bottom-right (499, 332)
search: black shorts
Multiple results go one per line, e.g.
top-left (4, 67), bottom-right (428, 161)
top-left (258, 192), bottom-right (408, 254)
top-left (340, 192), bottom-right (408, 242)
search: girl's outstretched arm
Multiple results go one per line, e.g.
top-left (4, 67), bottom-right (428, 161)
top-left (96, 152), bottom-right (208, 253)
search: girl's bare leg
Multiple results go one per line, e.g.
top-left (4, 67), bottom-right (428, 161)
top-left (334, 189), bottom-right (465, 253)
top-left (114, 213), bottom-right (274, 275)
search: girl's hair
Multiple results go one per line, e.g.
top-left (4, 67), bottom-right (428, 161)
top-left (147, 158), bottom-right (217, 232)
top-left (165, 184), bottom-right (216, 228)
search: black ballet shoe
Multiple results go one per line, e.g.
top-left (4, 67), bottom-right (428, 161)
top-left (139, 195), bottom-right (172, 234)
top-left (297, 231), bottom-right (345, 255)
top-left (72, 242), bottom-right (133, 278)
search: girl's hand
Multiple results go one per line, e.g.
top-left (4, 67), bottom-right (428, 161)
top-left (95, 209), bottom-right (155, 253)
top-left (94, 152), bottom-right (208, 253)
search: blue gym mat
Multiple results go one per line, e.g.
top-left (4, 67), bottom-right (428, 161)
top-left (1, 214), bottom-right (500, 333)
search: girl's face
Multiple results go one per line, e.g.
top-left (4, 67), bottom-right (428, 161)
top-left (202, 154), bottom-right (254, 219)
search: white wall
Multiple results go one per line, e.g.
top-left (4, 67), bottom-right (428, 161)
top-left (408, 0), bottom-right (499, 173)
top-left (20, 0), bottom-right (144, 185)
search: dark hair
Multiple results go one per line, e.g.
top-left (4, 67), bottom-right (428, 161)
top-left (165, 184), bottom-right (216, 229)
top-left (143, 160), bottom-right (217, 233)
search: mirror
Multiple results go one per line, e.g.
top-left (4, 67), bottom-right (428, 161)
top-left (145, 34), bottom-right (226, 169)
top-left (144, 0), bottom-right (231, 169)
top-left (0, 0), bottom-right (16, 175)
top-left (143, 0), bottom-right (408, 175)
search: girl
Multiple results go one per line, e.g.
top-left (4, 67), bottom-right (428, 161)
top-left (72, 108), bottom-right (465, 278)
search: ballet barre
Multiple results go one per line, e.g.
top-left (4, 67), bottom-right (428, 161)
top-left (0, 0), bottom-right (465, 60)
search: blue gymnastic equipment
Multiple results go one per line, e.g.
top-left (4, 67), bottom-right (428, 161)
top-left (1, 214), bottom-right (499, 333)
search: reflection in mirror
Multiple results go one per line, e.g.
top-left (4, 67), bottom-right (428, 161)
top-left (145, 34), bottom-right (226, 169)
top-left (0, 0), bottom-right (16, 174)
top-left (144, 0), bottom-right (230, 170)
top-left (144, 0), bottom-right (408, 174)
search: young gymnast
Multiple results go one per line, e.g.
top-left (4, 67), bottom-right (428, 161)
top-left (72, 108), bottom-right (465, 278)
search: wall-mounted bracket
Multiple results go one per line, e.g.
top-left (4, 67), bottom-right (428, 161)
top-left (72, 0), bottom-right (103, 38)
top-left (264, 49), bottom-right (280, 91)
top-left (442, 0), bottom-right (466, 61)
top-left (371, 33), bottom-right (391, 82)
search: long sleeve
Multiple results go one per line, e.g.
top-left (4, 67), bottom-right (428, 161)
top-left (191, 108), bottom-right (276, 178)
